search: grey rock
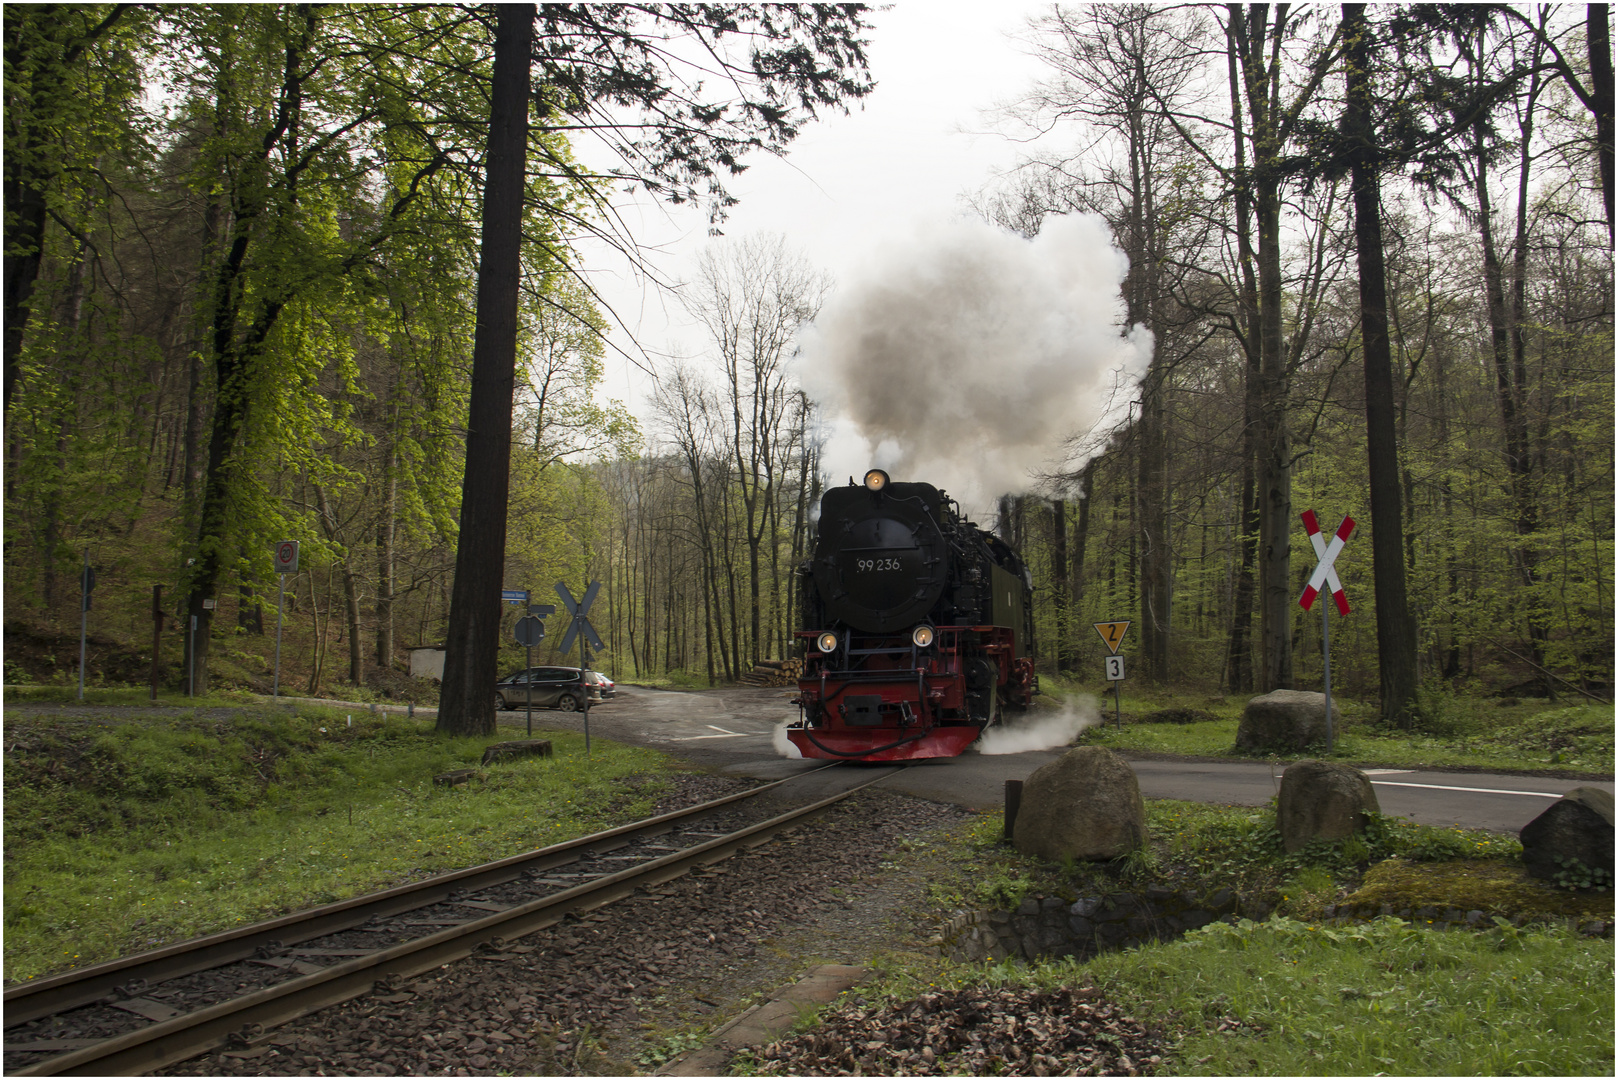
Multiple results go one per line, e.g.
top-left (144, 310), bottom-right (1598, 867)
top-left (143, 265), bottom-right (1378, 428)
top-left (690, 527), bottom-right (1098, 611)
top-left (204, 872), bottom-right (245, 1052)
top-left (1068, 916), bottom-right (1093, 936)
top-left (1277, 760), bottom-right (1380, 853)
top-left (1110, 891), bottom-right (1137, 910)
top-left (1013, 916), bottom-right (1038, 937)
top-left (988, 909), bottom-right (1012, 926)
top-left (1181, 909), bottom-right (1215, 930)
top-left (1095, 922), bottom-right (1128, 943)
top-left (987, 940), bottom-right (1010, 961)
top-left (1070, 897), bottom-right (1101, 918)
top-left (1207, 888), bottom-right (1235, 912)
top-left (1038, 926), bottom-right (1067, 948)
top-left (1127, 915), bottom-right (1150, 935)
top-left (1041, 896), bottom-right (1066, 911)
top-left (1519, 787), bottom-right (1615, 882)
top-left (1465, 910), bottom-right (1485, 925)
top-left (1236, 689), bottom-right (1341, 752)
top-left (1017, 898), bottom-right (1041, 916)
top-left (1012, 746), bottom-right (1148, 861)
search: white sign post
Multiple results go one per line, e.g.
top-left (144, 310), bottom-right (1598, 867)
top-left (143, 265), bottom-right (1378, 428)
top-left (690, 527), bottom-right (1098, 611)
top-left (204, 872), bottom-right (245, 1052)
top-left (272, 542), bottom-right (299, 699)
top-left (1298, 511), bottom-right (1355, 753)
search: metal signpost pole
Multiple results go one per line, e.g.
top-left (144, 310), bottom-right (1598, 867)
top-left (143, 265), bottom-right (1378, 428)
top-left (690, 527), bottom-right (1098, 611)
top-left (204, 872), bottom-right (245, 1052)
top-left (78, 549), bottom-right (91, 702)
top-left (188, 615), bottom-right (197, 697)
top-left (272, 542), bottom-right (299, 699)
top-left (274, 574), bottom-right (285, 699)
top-left (581, 640), bottom-right (590, 759)
top-left (1323, 600), bottom-right (1333, 754)
top-left (513, 605), bottom-right (550, 739)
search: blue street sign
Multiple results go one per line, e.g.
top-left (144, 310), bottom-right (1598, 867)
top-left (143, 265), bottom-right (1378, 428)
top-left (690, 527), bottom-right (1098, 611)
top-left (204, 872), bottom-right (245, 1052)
top-left (501, 589), bottom-right (529, 604)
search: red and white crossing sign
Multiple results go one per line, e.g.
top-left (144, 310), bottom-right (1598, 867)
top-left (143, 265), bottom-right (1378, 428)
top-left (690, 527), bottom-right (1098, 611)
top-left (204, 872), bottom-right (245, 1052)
top-left (1298, 511), bottom-right (1354, 616)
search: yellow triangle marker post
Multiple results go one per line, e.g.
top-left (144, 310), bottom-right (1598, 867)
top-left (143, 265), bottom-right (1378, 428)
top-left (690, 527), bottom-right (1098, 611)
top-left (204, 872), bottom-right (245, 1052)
top-left (1093, 621), bottom-right (1130, 728)
top-left (1093, 620), bottom-right (1130, 654)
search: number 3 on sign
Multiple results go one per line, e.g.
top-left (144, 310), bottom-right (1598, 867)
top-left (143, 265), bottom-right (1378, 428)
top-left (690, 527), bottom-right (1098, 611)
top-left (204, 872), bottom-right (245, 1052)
top-left (1104, 654), bottom-right (1126, 682)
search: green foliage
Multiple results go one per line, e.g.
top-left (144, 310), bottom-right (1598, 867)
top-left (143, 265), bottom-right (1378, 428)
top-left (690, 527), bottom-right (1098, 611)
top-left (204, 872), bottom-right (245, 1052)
top-left (1551, 857), bottom-right (1611, 893)
top-left (635, 1031), bottom-right (707, 1068)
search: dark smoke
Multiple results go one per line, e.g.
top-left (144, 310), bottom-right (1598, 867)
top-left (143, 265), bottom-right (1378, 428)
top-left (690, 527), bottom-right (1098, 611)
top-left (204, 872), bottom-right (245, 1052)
top-left (797, 214), bottom-right (1150, 513)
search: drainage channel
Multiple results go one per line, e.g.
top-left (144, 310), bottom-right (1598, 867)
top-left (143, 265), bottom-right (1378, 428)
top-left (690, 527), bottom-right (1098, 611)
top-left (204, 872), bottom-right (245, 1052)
top-left (5, 766), bottom-right (897, 1077)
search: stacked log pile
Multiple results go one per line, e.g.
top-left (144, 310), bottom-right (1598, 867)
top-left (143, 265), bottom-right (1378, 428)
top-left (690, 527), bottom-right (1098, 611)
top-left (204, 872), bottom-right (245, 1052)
top-left (738, 658), bottom-right (804, 687)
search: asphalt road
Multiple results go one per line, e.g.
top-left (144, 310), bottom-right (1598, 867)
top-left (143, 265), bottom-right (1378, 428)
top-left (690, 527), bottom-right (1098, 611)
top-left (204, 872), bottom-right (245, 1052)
top-left (537, 685), bottom-right (1613, 835)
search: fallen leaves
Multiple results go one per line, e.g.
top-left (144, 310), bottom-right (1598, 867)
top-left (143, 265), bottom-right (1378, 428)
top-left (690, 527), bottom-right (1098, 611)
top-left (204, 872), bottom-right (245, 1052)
top-left (753, 984), bottom-right (1164, 1076)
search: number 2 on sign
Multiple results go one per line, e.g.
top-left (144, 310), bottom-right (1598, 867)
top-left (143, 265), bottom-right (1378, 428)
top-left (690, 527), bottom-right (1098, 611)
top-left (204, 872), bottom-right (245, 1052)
top-left (1104, 654), bottom-right (1126, 681)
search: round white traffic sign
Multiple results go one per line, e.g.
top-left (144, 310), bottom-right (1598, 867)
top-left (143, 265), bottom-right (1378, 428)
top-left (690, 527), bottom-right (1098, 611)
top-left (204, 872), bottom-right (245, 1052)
top-left (274, 541), bottom-right (300, 574)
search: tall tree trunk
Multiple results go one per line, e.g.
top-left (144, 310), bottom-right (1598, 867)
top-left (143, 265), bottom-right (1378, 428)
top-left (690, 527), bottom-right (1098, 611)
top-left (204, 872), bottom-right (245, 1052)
top-left (315, 482), bottom-right (364, 687)
top-left (1590, 3), bottom-right (1614, 244)
top-left (1137, 358), bottom-right (1170, 682)
top-left (1052, 497), bottom-right (1072, 672)
top-left (1344, 3), bottom-right (1418, 725)
top-left (1074, 459), bottom-right (1094, 617)
top-left (436, 3), bottom-right (534, 735)
top-left (374, 445), bottom-right (397, 669)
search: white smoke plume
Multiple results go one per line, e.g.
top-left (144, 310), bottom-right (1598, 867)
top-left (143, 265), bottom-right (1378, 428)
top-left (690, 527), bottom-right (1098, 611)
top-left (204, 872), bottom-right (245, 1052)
top-left (773, 721), bottom-right (804, 758)
top-left (796, 214), bottom-right (1151, 513)
top-left (974, 695), bottom-right (1101, 755)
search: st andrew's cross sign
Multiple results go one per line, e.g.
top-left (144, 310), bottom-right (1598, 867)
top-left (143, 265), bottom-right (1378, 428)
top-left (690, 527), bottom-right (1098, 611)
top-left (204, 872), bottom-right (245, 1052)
top-left (554, 581), bottom-right (605, 655)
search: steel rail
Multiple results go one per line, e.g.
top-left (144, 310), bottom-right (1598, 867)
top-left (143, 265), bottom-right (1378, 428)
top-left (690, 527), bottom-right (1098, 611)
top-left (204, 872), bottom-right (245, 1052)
top-left (5, 766), bottom-right (836, 1029)
top-left (13, 766), bottom-right (898, 1077)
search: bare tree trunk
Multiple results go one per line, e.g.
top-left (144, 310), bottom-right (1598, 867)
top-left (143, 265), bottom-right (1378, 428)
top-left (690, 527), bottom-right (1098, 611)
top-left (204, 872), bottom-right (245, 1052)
top-left (436, 3), bottom-right (533, 735)
top-left (315, 482), bottom-right (364, 687)
top-left (374, 446), bottom-right (396, 670)
top-left (1344, 3), bottom-right (1418, 725)
top-left (1052, 497), bottom-right (1072, 672)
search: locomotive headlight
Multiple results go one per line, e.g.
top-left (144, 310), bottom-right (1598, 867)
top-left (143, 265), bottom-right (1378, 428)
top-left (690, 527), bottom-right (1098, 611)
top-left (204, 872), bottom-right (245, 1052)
top-left (911, 624), bottom-right (936, 648)
top-left (816, 631), bottom-right (839, 654)
top-left (863, 469), bottom-right (889, 492)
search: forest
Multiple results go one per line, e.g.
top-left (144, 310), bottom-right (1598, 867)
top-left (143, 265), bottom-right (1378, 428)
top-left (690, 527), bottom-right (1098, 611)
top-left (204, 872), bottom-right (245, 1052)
top-left (5, 4), bottom-right (1612, 730)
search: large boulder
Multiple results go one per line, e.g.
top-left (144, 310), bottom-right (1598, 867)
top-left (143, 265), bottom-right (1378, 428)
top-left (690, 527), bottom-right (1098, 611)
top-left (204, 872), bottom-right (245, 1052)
top-left (1236, 690), bottom-right (1341, 752)
top-left (1277, 760), bottom-right (1380, 853)
top-left (1013, 746), bottom-right (1146, 862)
top-left (1519, 787), bottom-right (1615, 883)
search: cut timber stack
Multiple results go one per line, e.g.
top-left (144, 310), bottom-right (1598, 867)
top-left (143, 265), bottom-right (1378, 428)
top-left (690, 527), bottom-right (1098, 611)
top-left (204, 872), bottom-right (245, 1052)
top-left (738, 658), bottom-right (804, 687)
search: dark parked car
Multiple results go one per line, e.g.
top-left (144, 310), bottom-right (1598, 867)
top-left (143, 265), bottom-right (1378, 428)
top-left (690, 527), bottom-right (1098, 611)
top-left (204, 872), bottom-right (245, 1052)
top-left (494, 667), bottom-right (613, 712)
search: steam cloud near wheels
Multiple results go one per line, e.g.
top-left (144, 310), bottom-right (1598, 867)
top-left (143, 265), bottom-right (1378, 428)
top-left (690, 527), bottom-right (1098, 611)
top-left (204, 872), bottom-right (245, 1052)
top-left (796, 213), bottom-right (1151, 515)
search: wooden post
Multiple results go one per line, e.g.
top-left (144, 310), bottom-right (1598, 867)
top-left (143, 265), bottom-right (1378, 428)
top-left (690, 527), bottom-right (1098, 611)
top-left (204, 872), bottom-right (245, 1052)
top-left (150, 585), bottom-right (163, 700)
top-left (1003, 779), bottom-right (1024, 842)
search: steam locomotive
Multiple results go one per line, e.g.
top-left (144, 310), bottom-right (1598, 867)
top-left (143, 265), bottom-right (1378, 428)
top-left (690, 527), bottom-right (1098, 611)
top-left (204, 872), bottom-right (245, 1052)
top-left (787, 469), bottom-right (1037, 760)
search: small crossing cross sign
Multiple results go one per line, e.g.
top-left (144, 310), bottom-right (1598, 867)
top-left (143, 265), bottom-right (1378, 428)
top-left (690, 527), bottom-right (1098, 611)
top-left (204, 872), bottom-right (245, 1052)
top-left (1093, 620), bottom-right (1130, 655)
top-left (1298, 511), bottom-right (1355, 616)
top-left (555, 581), bottom-right (606, 655)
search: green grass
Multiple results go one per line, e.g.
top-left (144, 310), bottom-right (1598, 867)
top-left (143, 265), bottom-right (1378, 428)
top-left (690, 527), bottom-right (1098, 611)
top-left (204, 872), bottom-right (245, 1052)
top-left (4, 684), bottom-right (258, 707)
top-left (1035, 679), bottom-right (1614, 774)
top-left (858, 917), bottom-right (1612, 1076)
top-left (3, 706), bottom-right (675, 982)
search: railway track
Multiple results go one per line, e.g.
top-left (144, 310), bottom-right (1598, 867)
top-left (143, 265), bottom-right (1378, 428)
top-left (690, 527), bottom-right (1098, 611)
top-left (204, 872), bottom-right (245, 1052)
top-left (4, 765), bottom-right (900, 1076)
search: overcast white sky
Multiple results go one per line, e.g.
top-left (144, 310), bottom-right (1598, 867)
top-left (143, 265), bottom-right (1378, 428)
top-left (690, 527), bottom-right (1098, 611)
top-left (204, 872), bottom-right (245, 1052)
top-left (576, 3), bottom-right (1062, 419)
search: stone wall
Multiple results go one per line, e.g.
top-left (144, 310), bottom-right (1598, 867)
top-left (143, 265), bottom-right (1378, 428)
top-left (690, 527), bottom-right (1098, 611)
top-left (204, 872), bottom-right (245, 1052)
top-left (934, 887), bottom-right (1248, 963)
top-left (933, 891), bottom-right (1613, 964)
